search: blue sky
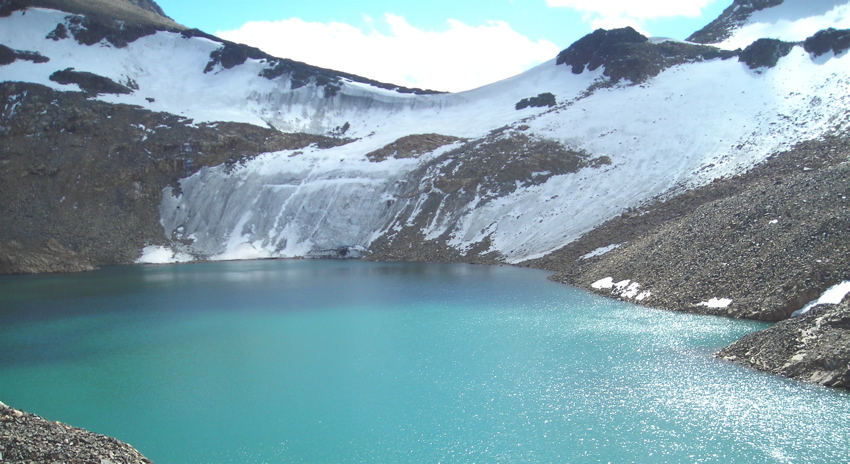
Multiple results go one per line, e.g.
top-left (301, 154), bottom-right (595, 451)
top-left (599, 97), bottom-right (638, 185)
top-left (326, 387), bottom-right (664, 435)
top-left (155, 0), bottom-right (731, 91)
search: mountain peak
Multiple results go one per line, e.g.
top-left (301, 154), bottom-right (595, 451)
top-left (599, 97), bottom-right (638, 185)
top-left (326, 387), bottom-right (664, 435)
top-left (687, 0), bottom-right (784, 44)
top-left (555, 27), bottom-right (737, 83)
top-left (1, 0), bottom-right (182, 29)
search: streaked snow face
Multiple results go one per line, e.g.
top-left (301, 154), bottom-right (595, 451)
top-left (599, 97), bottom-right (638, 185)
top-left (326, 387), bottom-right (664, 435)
top-left (3, 6), bottom-right (850, 264)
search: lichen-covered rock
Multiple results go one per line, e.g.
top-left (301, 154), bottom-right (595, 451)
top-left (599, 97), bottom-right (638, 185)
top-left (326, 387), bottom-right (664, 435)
top-left (717, 301), bottom-right (850, 388)
top-left (0, 402), bottom-right (152, 463)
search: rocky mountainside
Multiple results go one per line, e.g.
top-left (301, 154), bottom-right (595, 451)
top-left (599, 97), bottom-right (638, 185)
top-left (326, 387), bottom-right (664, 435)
top-left (1, 401), bottom-right (152, 463)
top-left (1, 0), bottom-right (849, 397)
top-left (718, 299), bottom-right (850, 388)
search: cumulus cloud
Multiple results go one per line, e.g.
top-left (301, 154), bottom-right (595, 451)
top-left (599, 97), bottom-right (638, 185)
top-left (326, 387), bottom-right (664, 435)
top-left (216, 14), bottom-right (559, 93)
top-left (547, 0), bottom-right (718, 36)
top-left (545, 0), bottom-right (717, 19)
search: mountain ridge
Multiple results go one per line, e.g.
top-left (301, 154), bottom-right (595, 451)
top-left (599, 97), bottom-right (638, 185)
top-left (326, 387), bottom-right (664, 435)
top-left (2, 0), bottom-right (850, 460)
top-left (1, 0), bottom-right (848, 390)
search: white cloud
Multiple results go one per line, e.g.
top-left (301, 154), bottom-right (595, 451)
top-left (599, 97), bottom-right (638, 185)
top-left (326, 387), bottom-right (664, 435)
top-left (547, 0), bottom-right (719, 37)
top-left (216, 15), bottom-right (559, 93)
top-left (545, 0), bottom-right (717, 19)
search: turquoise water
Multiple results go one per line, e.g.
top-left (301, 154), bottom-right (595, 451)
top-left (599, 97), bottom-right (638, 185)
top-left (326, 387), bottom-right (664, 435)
top-left (0, 260), bottom-right (848, 463)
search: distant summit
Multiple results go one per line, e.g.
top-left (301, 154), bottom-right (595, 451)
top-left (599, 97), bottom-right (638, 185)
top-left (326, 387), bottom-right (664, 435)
top-left (1, 0), bottom-right (182, 29)
top-left (688, 0), bottom-right (850, 49)
top-left (687, 0), bottom-right (782, 44)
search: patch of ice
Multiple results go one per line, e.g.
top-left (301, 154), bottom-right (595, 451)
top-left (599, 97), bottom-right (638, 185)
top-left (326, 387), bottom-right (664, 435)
top-left (697, 297), bottom-right (733, 308)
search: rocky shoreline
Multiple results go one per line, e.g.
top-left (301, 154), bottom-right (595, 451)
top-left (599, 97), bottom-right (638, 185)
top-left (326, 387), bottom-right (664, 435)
top-left (717, 300), bottom-right (850, 388)
top-left (524, 136), bottom-right (850, 387)
top-left (0, 402), bottom-right (151, 463)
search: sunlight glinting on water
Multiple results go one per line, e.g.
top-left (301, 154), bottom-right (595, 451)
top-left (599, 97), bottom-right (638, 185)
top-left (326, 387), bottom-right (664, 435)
top-left (0, 260), bottom-right (847, 463)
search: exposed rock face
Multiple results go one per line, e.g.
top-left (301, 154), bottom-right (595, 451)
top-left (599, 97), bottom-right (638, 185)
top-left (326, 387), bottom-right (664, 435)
top-left (0, 82), bottom-right (347, 274)
top-left (368, 127), bottom-right (611, 263)
top-left (0, 44), bottom-right (49, 65)
top-left (515, 92), bottom-right (556, 110)
top-left (687, 0), bottom-right (784, 44)
top-left (556, 27), bottom-right (737, 83)
top-left (804, 28), bottom-right (850, 57)
top-left (53, 12), bottom-right (163, 47)
top-left (49, 67), bottom-right (133, 96)
top-left (536, 136), bottom-right (850, 321)
top-left (738, 38), bottom-right (796, 69)
top-left (717, 301), bottom-right (850, 388)
top-left (0, 401), bottom-right (152, 463)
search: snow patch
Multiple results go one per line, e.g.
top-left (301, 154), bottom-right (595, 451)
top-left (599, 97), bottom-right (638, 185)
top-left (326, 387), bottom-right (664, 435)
top-left (580, 243), bottom-right (622, 260)
top-left (591, 277), bottom-right (650, 302)
top-left (697, 298), bottom-right (733, 308)
top-left (792, 281), bottom-right (850, 316)
top-left (591, 277), bottom-right (615, 289)
top-left (136, 245), bottom-right (194, 264)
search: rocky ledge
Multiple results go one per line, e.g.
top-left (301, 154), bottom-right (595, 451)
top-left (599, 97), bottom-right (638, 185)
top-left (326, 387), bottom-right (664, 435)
top-left (717, 301), bottom-right (850, 388)
top-left (0, 402), bottom-right (151, 463)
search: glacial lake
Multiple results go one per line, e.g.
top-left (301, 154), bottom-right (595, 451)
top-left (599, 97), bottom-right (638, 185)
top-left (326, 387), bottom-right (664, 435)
top-left (1, 260), bottom-right (848, 463)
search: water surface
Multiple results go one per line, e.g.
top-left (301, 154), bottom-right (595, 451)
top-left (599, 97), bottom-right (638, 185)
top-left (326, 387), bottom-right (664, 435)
top-left (0, 260), bottom-right (847, 463)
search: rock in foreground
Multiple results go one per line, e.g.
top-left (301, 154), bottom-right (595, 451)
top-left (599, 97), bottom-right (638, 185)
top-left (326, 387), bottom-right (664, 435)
top-left (717, 301), bottom-right (850, 389)
top-left (0, 402), bottom-right (151, 464)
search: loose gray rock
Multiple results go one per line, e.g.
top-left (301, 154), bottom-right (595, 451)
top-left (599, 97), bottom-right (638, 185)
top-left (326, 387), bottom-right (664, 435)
top-left (717, 300), bottom-right (850, 388)
top-left (0, 402), bottom-right (152, 463)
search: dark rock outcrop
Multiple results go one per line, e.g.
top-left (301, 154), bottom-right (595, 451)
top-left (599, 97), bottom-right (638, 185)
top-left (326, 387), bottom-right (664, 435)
top-left (804, 28), bottom-right (850, 57)
top-left (738, 38), bottom-right (796, 69)
top-left (58, 13), bottom-right (162, 47)
top-left (0, 401), bottom-right (152, 463)
top-left (688, 0), bottom-right (784, 44)
top-left (49, 67), bottom-right (133, 96)
top-left (556, 27), bottom-right (737, 83)
top-left (717, 301), bottom-right (850, 388)
top-left (515, 92), bottom-right (556, 110)
top-left (204, 40), bottom-right (265, 73)
top-left (0, 44), bottom-right (49, 65)
top-left (556, 27), bottom-right (647, 74)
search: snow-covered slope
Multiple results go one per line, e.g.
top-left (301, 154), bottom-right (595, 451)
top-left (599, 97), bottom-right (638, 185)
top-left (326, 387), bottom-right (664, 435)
top-left (2, 2), bottom-right (849, 265)
top-left (717, 0), bottom-right (850, 49)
